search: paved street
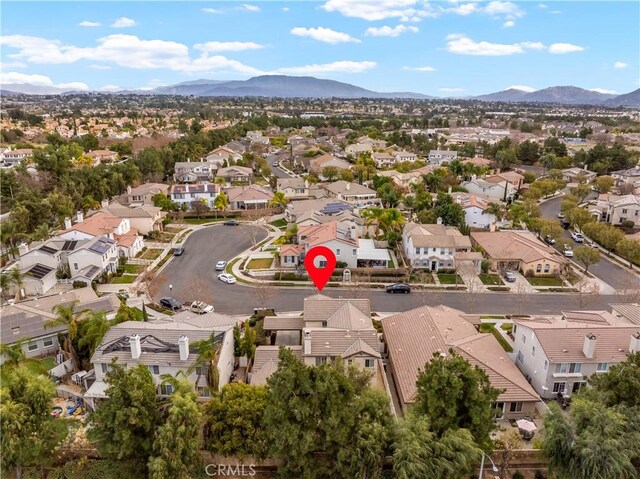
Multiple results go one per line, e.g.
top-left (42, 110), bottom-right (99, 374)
top-left (539, 192), bottom-right (639, 290)
top-left (153, 224), bottom-right (268, 305)
top-left (151, 224), bottom-right (635, 316)
top-left (266, 154), bottom-right (294, 179)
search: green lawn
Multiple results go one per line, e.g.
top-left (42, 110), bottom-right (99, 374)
top-left (246, 257), bottom-right (273, 270)
top-left (270, 218), bottom-right (287, 228)
top-left (124, 264), bottom-right (146, 274)
top-left (527, 276), bottom-right (564, 286)
top-left (140, 248), bottom-right (163, 260)
top-left (131, 307), bottom-right (145, 321)
top-left (112, 275), bottom-right (137, 284)
top-left (479, 323), bottom-right (513, 352)
top-left (478, 273), bottom-right (503, 285)
top-left (38, 356), bottom-right (56, 371)
top-left (437, 273), bottom-right (463, 285)
top-left (500, 323), bottom-right (513, 333)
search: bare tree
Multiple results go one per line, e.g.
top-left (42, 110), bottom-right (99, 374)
top-left (494, 430), bottom-right (523, 479)
top-left (574, 278), bottom-right (601, 309)
top-left (253, 281), bottom-right (274, 310)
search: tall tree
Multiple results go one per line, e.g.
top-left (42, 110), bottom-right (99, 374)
top-left (413, 351), bottom-right (501, 448)
top-left (88, 364), bottom-right (159, 460)
top-left (148, 379), bottom-right (202, 479)
top-left (44, 300), bottom-right (91, 371)
top-left (189, 332), bottom-right (222, 393)
top-left (574, 246), bottom-right (601, 273)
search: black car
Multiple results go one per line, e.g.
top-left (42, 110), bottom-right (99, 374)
top-left (386, 283), bottom-right (411, 294)
top-left (223, 220), bottom-right (239, 226)
top-left (160, 297), bottom-right (182, 310)
top-left (544, 235), bottom-right (556, 245)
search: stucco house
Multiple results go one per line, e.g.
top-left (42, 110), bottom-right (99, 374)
top-left (320, 181), bottom-right (380, 208)
top-left (403, 221), bottom-right (473, 271)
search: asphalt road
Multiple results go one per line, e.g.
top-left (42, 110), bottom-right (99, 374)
top-left (266, 154), bottom-right (294, 179)
top-left (153, 224), bottom-right (635, 316)
top-left (154, 224), bottom-right (268, 305)
top-left (539, 192), bottom-right (639, 290)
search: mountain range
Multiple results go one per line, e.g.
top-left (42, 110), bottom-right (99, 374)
top-left (1, 75), bottom-right (638, 107)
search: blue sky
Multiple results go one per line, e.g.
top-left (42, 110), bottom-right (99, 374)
top-left (1, 1), bottom-right (638, 96)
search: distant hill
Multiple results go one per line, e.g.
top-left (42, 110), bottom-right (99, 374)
top-left (153, 75), bottom-right (434, 99)
top-left (0, 83), bottom-right (73, 95)
top-left (604, 89), bottom-right (640, 107)
top-left (474, 86), bottom-right (618, 105)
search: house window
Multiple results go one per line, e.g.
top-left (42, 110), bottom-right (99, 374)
top-left (597, 363), bottom-right (608, 372)
top-left (536, 264), bottom-right (542, 273)
top-left (516, 351), bottom-right (524, 364)
top-left (347, 359), bottom-right (353, 366)
top-left (415, 247), bottom-right (420, 255)
top-left (569, 363), bottom-right (581, 373)
top-left (336, 248), bottom-right (341, 256)
top-left (553, 382), bottom-right (566, 393)
top-left (509, 402), bottom-right (523, 413)
top-left (544, 264), bottom-right (550, 272)
top-left (532, 346), bottom-right (536, 356)
top-left (160, 384), bottom-right (174, 396)
top-left (197, 387), bottom-right (211, 398)
top-left (440, 248), bottom-right (445, 254)
top-left (352, 249), bottom-right (356, 255)
top-left (622, 208), bottom-right (628, 214)
top-left (316, 357), bottom-right (327, 366)
top-left (43, 338), bottom-right (54, 347)
top-left (319, 260), bottom-right (327, 267)
top-left (544, 359), bottom-right (548, 370)
top-left (101, 363), bottom-right (111, 374)
top-left (365, 359), bottom-right (375, 368)
top-left (522, 334), bottom-right (526, 344)
top-left (73, 263), bottom-right (78, 270)
top-left (148, 365), bottom-right (160, 375)
top-left (28, 342), bottom-right (38, 351)
top-left (195, 366), bottom-right (207, 377)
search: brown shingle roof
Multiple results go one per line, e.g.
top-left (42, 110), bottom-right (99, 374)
top-left (404, 223), bottom-right (472, 249)
top-left (303, 295), bottom-right (371, 328)
top-left (471, 230), bottom-right (567, 264)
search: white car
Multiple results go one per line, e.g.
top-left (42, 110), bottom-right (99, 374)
top-left (557, 212), bottom-right (565, 219)
top-left (563, 245), bottom-right (574, 257)
top-left (571, 232), bottom-right (584, 243)
top-left (217, 273), bottom-right (237, 284)
top-left (189, 300), bottom-right (214, 314)
top-left (215, 260), bottom-right (227, 271)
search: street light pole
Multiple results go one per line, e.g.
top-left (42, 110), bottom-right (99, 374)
top-left (169, 284), bottom-right (173, 295)
top-left (479, 451), bottom-right (499, 479)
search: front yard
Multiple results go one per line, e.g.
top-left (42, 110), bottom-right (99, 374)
top-left (437, 273), bottom-right (464, 285)
top-left (138, 248), bottom-right (163, 260)
top-left (246, 257), bottom-right (274, 270)
top-left (124, 264), bottom-right (146, 274)
top-left (112, 275), bottom-right (137, 284)
top-left (526, 276), bottom-right (564, 286)
top-left (478, 273), bottom-right (503, 285)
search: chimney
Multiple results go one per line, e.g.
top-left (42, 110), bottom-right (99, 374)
top-left (101, 199), bottom-right (109, 209)
top-left (436, 217), bottom-right (443, 225)
top-left (345, 182), bottom-right (351, 191)
top-left (349, 221), bottom-right (358, 240)
top-left (17, 242), bottom-right (29, 256)
top-left (303, 329), bottom-right (312, 355)
top-left (448, 185), bottom-right (452, 194)
top-left (130, 334), bottom-right (141, 359)
top-left (64, 217), bottom-right (72, 229)
top-left (304, 179), bottom-right (309, 189)
top-left (583, 333), bottom-right (596, 359)
top-left (127, 185), bottom-right (132, 194)
top-left (471, 174), bottom-right (477, 181)
top-left (489, 221), bottom-right (497, 232)
top-left (630, 332), bottom-right (640, 353)
top-left (76, 211), bottom-right (84, 223)
top-left (178, 336), bottom-right (189, 361)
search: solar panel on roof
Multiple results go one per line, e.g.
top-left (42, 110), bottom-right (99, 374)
top-left (39, 245), bottom-right (57, 254)
top-left (61, 240), bottom-right (78, 251)
top-left (27, 264), bottom-right (54, 279)
top-left (85, 265), bottom-right (100, 278)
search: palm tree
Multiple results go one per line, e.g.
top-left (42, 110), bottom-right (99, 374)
top-left (31, 223), bottom-right (51, 242)
top-left (269, 191), bottom-right (289, 208)
top-left (423, 172), bottom-right (442, 193)
top-left (0, 220), bottom-right (26, 260)
top-left (77, 312), bottom-right (110, 357)
top-left (0, 272), bottom-right (12, 302)
top-left (0, 341), bottom-right (28, 367)
top-left (213, 192), bottom-right (228, 219)
top-left (362, 207), bottom-right (385, 237)
top-left (485, 202), bottom-right (505, 222)
top-left (380, 208), bottom-right (406, 236)
top-left (8, 266), bottom-right (25, 300)
top-left (188, 332), bottom-right (222, 393)
top-left (44, 300), bottom-right (92, 372)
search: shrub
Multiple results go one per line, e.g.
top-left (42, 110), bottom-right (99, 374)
top-left (481, 259), bottom-right (490, 274)
top-left (534, 470), bottom-right (546, 479)
top-left (116, 266), bottom-right (124, 276)
top-left (72, 280), bottom-right (88, 289)
top-left (336, 261), bottom-right (348, 268)
top-left (621, 220), bottom-right (635, 229)
top-left (512, 472), bottom-right (524, 479)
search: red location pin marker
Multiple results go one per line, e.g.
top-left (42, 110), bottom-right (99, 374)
top-left (304, 246), bottom-right (337, 292)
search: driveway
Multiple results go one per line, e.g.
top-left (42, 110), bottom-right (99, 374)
top-left (539, 190), bottom-right (639, 291)
top-left (503, 271), bottom-right (537, 294)
top-left (152, 224), bottom-right (268, 306)
top-left (266, 154), bottom-right (294, 179)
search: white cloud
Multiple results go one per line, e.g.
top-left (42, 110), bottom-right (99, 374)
top-left (0, 71), bottom-right (88, 90)
top-left (239, 4), bottom-right (260, 12)
top-left (446, 3), bottom-right (479, 15)
top-left (90, 64), bottom-right (112, 70)
top-left (0, 61), bottom-right (27, 69)
top-left (614, 61), bottom-right (628, 69)
top-left (438, 87), bottom-right (465, 92)
top-left (538, 3), bottom-right (547, 7)
top-left (321, 0), bottom-right (420, 22)
top-left (194, 41), bottom-right (265, 52)
top-left (282, 7), bottom-right (290, 12)
top-left (365, 25), bottom-right (419, 37)
top-left (110, 17), bottom-right (136, 28)
top-left (445, 34), bottom-right (544, 56)
top-left (502, 20), bottom-right (515, 28)
top-left (548, 42), bottom-right (584, 54)
top-left (97, 84), bottom-right (121, 91)
top-left (291, 27), bottom-right (360, 44)
top-left (278, 60), bottom-right (377, 75)
top-left (79, 21), bottom-right (101, 27)
top-left (589, 88), bottom-right (618, 94)
top-left (507, 85), bottom-right (536, 92)
top-left (550, 10), bottom-right (562, 14)
top-left (484, 1), bottom-right (524, 18)
top-left (201, 8), bottom-right (221, 14)
top-left (403, 66), bottom-right (436, 71)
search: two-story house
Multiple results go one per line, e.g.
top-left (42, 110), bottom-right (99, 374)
top-left (562, 167), bottom-right (597, 184)
top-left (276, 178), bottom-right (310, 201)
top-left (85, 311), bottom-right (237, 408)
top-left (67, 236), bottom-right (119, 284)
top-left (611, 166), bottom-right (640, 194)
top-left (451, 192), bottom-right (502, 229)
top-left (117, 183), bottom-right (169, 207)
top-left (1, 148), bottom-right (33, 166)
top-left (283, 221), bottom-right (359, 268)
top-left (173, 161), bottom-right (216, 183)
top-left (428, 150), bottom-right (458, 166)
top-left (485, 171), bottom-right (525, 192)
top-left (216, 166), bottom-right (253, 184)
top-left (102, 202), bottom-right (166, 235)
top-left (403, 221), bottom-right (472, 271)
top-left (168, 183), bottom-right (221, 210)
top-left (371, 152), bottom-right (396, 168)
top-left (225, 184), bottom-right (274, 210)
top-left (383, 305), bottom-right (540, 417)
top-left (86, 150), bottom-right (118, 165)
top-left (512, 310), bottom-right (640, 399)
top-left (320, 181), bottom-right (380, 208)
top-left (206, 146), bottom-right (243, 163)
top-left (592, 194), bottom-right (640, 225)
top-left (462, 177), bottom-right (517, 202)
